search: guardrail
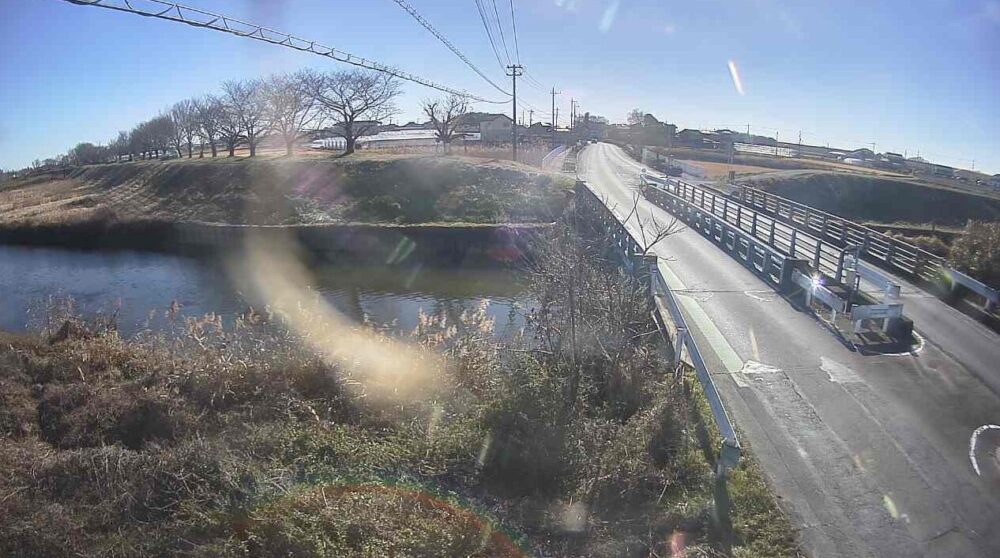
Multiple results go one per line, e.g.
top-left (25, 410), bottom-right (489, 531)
top-left (650, 267), bottom-right (742, 475)
top-left (641, 173), bottom-right (849, 283)
top-left (575, 181), bottom-right (741, 477)
top-left (737, 185), bottom-right (1000, 311)
top-left (640, 172), bottom-right (914, 338)
top-left (541, 144), bottom-right (567, 168)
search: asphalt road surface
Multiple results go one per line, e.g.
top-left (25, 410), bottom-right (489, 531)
top-left (579, 142), bottom-right (1000, 557)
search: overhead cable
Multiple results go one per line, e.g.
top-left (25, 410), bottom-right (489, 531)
top-left (61, 0), bottom-right (507, 104)
top-left (390, 0), bottom-right (511, 96)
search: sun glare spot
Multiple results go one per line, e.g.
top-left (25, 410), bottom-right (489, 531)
top-left (728, 60), bottom-right (746, 96)
top-left (669, 530), bottom-right (687, 555)
top-left (882, 494), bottom-right (899, 519)
top-left (554, 0), bottom-right (579, 12)
top-left (599, 0), bottom-right (620, 33)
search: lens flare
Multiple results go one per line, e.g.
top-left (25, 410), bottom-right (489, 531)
top-left (599, 0), bottom-right (620, 33)
top-left (233, 230), bottom-right (447, 405)
top-left (728, 60), bottom-right (746, 96)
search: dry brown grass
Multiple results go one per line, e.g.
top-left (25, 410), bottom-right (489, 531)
top-left (0, 224), bottom-right (798, 557)
top-left (676, 160), bottom-right (778, 179)
top-left (0, 156), bottom-right (572, 230)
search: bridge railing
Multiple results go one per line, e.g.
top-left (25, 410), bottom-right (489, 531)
top-left (738, 185), bottom-right (944, 281)
top-left (737, 185), bottom-right (999, 311)
top-left (640, 172), bottom-right (916, 339)
top-left (574, 181), bottom-right (742, 477)
top-left (642, 174), bottom-right (846, 281)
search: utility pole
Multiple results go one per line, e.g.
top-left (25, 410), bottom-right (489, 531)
top-left (506, 64), bottom-right (523, 161)
top-left (747, 123), bottom-right (752, 146)
top-left (550, 87), bottom-right (561, 148)
top-left (529, 109), bottom-right (534, 127)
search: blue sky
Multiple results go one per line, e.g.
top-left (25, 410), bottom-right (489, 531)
top-left (1, 0), bottom-right (998, 173)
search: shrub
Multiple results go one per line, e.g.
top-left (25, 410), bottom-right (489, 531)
top-left (950, 221), bottom-right (1000, 288)
top-left (206, 484), bottom-right (524, 557)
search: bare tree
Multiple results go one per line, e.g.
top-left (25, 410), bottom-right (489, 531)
top-left (111, 131), bottom-right (131, 162)
top-left (170, 99), bottom-right (198, 158)
top-left (216, 101), bottom-right (245, 158)
top-left (422, 94), bottom-right (468, 154)
top-left (129, 117), bottom-right (170, 159)
top-left (263, 71), bottom-right (322, 156)
top-left (626, 108), bottom-right (646, 127)
top-left (222, 79), bottom-right (267, 157)
top-left (302, 69), bottom-right (401, 155)
top-left (67, 142), bottom-right (109, 166)
top-left (194, 95), bottom-right (223, 158)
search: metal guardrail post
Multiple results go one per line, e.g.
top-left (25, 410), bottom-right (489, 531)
top-left (581, 179), bottom-right (742, 479)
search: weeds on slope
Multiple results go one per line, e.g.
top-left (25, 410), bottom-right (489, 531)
top-left (0, 223), bottom-right (797, 557)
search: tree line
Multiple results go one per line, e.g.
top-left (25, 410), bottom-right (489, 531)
top-left (38, 68), bottom-right (409, 168)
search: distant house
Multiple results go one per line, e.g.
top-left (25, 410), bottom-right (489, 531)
top-left (320, 120), bottom-right (382, 138)
top-left (526, 121), bottom-right (552, 139)
top-left (456, 112), bottom-right (513, 143)
top-left (989, 175), bottom-right (1000, 189)
top-left (846, 148), bottom-right (875, 160)
top-left (400, 121), bottom-right (430, 130)
top-left (932, 164), bottom-right (955, 178)
top-left (712, 129), bottom-right (742, 144)
top-left (883, 152), bottom-right (905, 163)
top-left (676, 129), bottom-right (706, 147)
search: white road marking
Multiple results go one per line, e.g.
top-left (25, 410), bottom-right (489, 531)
top-left (969, 424), bottom-right (1000, 476)
top-left (659, 262), bottom-right (744, 375)
top-left (820, 356), bottom-right (863, 384)
top-left (736, 360), bottom-right (782, 387)
top-left (744, 290), bottom-right (774, 302)
top-left (741, 360), bottom-right (782, 375)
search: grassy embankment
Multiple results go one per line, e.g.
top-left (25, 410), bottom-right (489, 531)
top-left (0, 154), bottom-right (573, 230)
top-left (0, 222), bottom-right (799, 557)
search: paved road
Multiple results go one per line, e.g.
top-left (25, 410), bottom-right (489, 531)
top-left (579, 142), bottom-right (1000, 557)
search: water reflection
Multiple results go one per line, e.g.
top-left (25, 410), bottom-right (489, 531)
top-left (0, 245), bottom-right (526, 336)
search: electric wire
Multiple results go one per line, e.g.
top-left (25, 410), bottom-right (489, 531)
top-left (61, 0), bottom-right (507, 103)
top-left (389, 0), bottom-right (510, 96)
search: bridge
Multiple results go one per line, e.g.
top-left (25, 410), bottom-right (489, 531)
top-left (578, 142), bottom-right (1000, 557)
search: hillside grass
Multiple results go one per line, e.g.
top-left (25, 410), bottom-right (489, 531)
top-left (0, 223), bottom-right (798, 558)
top-left (0, 155), bottom-right (573, 229)
top-left (744, 170), bottom-right (1000, 227)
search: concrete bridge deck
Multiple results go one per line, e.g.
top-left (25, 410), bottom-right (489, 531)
top-left (580, 142), bottom-right (1000, 557)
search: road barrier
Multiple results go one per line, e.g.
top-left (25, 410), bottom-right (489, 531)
top-left (639, 173), bottom-right (912, 337)
top-left (541, 144), bottom-right (567, 168)
top-left (575, 181), bottom-right (741, 477)
top-left (736, 185), bottom-right (999, 312)
top-left (641, 173), bottom-right (839, 284)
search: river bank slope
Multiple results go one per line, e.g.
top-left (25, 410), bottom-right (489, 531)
top-left (0, 154), bottom-right (572, 228)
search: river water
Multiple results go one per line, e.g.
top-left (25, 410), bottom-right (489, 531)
top-left (0, 245), bottom-right (527, 336)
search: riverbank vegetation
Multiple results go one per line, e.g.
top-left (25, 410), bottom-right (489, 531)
top-left (0, 155), bottom-right (571, 230)
top-left (950, 221), bottom-right (1000, 289)
top-left (0, 224), bottom-right (797, 557)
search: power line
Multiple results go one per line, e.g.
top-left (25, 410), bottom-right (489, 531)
top-left (389, 0), bottom-right (510, 97)
top-left (61, 0), bottom-right (507, 104)
top-left (508, 0), bottom-right (521, 64)
top-left (474, 0), bottom-right (507, 71)
top-left (489, 0), bottom-right (511, 65)
top-left (506, 64), bottom-right (522, 161)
